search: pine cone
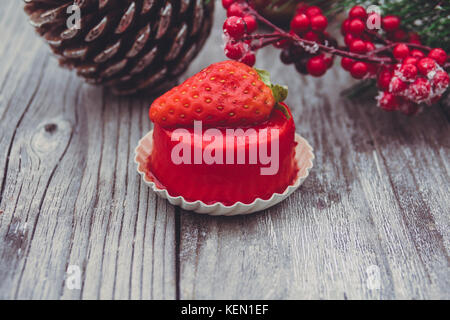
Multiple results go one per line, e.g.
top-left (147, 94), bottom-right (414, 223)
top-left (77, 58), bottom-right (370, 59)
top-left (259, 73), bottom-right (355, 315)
top-left (24, 0), bottom-right (215, 95)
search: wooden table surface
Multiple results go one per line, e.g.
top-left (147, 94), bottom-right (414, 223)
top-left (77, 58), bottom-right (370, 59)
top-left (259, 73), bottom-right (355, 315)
top-left (0, 1), bottom-right (449, 300)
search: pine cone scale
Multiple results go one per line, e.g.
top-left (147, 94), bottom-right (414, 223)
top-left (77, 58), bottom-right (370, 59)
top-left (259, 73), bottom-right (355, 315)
top-left (24, 0), bottom-right (215, 95)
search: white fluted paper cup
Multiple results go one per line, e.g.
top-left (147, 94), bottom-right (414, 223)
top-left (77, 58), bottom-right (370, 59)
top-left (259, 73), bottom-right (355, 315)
top-left (135, 130), bottom-right (314, 216)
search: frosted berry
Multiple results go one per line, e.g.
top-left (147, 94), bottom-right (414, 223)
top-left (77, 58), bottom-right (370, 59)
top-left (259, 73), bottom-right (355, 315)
top-left (417, 58), bottom-right (437, 76)
top-left (348, 19), bottom-right (365, 36)
top-left (305, 6), bottom-right (322, 18)
top-left (291, 14), bottom-right (310, 34)
top-left (223, 16), bottom-right (246, 39)
top-left (350, 62), bottom-right (368, 79)
top-left (307, 56), bottom-right (327, 77)
top-left (428, 48), bottom-right (447, 66)
top-left (378, 92), bottom-right (399, 111)
top-left (399, 63), bottom-right (418, 81)
top-left (350, 39), bottom-right (367, 53)
top-left (310, 15), bottom-right (328, 32)
top-left (431, 71), bottom-right (450, 92)
top-left (225, 41), bottom-right (246, 60)
top-left (393, 43), bottom-right (410, 60)
top-left (227, 2), bottom-right (245, 17)
top-left (349, 5), bottom-right (367, 20)
top-left (408, 78), bottom-right (431, 102)
top-left (341, 57), bottom-right (354, 71)
top-left (241, 52), bottom-right (256, 67)
top-left (389, 77), bottom-right (407, 94)
top-left (382, 15), bottom-right (400, 32)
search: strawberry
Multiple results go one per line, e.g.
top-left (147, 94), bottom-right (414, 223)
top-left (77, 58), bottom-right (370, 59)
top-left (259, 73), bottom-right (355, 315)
top-left (149, 60), bottom-right (288, 127)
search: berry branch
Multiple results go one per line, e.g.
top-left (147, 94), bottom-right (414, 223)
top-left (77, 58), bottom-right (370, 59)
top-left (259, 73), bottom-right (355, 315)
top-left (221, 0), bottom-right (450, 115)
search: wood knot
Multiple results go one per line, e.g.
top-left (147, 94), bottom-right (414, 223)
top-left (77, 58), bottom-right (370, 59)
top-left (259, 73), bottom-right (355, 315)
top-left (44, 123), bottom-right (57, 133)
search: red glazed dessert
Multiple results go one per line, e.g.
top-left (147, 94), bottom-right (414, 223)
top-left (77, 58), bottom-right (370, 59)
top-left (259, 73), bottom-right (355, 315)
top-left (146, 61), bottom-right (299, 205)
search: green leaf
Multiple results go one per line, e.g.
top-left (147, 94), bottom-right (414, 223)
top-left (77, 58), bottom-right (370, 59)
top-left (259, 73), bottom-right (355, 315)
top-left (255, 68), bottom-right (272, 87)
top-left (272, 84), bottom-right (288, 103)
top-left (255, 68), bottom-right (288, 104)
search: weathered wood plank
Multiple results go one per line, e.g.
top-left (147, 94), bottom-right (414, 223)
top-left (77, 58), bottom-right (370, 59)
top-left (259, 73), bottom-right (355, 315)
top-left (0, 2), bottom-right (176, 300)
top-left (0, 1), bottom-right (448, 300)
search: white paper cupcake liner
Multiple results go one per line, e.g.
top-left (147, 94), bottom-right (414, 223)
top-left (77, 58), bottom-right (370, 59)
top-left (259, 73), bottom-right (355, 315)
top-left (135, 130), bottom-right (314, 216)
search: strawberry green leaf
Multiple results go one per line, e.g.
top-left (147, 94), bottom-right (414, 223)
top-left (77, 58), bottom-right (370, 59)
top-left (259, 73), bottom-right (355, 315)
top-left (272, 84), bottom-right (288, 103)
top-left (255, 68), bottom-right (288, 104)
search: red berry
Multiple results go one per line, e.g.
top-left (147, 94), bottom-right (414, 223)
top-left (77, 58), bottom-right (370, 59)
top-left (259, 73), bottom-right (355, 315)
top-left (389, 77), bottom-right (407, 94)
top-left (393, 43), bottom-right (410, 60)
top-left (428, 48), bottom-right (447, 66)
top-left (408, 32), bottom-right (421, 44)
top-left (377, 70), bottom-right (393, 90)
top-left (227, 2), bottom-right (244, 17)
top-left (349, 5), bottom-right (367, 20)
top-left (399, 63), bottom-right (418, 80)
top-left (304, 30), bottom-right (320, 42)
top-left (417, 58), bottom-right (437, 75)
top-left (431, 71), bottom-right (450, 92)
top-left (307, 56), bottom-right (327, 77)
top-left (310, 15), bottom-right (328, 31)
top-left (382, 15), bottom-right (400, 32)
top-left (222, 0), bottom-right (234, 9)
top-left (291, 14), bottom-right (310, 34)
top-left (403, 56), bottom-right (418, 66)
top-left (344, 33), bottom-right (357, 47)
top-left (341, 57), bottom-right (355, 71)
top-left (223, 16), bottom-right (246, 39)
top-left (411, 49), bottom-right (425, 59)
top-left (350, 39), bottom-right (367, 53)
top-left (378, 92), bottom-right (400, 111)
top-left (225, 41), bottom-right (246, 60)
top-left (243, 15), bottom-right (257, 33)
top-left (349, 18), bottom-right (365, 35)
top-left (365, 41), bottom-right (376, 52)
top-left (390, 29), bottom-right (407, 42)
top-left (350, 62), bottom-right (368, 79)
top-left (408, 78), bottom-right (431, 102)
top-left (341, 19), bottom-right (351, 35)
top-left (323, 55), bottom-right (334, 68)
top-left (305, 6), bottom-right (322, 18)
top-left (241, 52), bottom-right (256, 67)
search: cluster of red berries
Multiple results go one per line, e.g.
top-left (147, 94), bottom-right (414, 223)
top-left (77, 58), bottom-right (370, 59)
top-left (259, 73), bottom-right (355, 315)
top-left (376, 46), bottom-right (449, 114)
top-left (222, 0), bottom-right (258, 66)
top-left (220, 2), bottom-right (450, 114)
top-left (281, 4), bottom-right (335, 77)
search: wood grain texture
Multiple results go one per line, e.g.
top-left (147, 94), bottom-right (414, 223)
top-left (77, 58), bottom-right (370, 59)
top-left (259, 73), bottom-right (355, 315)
top-left (0, 1), bottom-right (449, 300)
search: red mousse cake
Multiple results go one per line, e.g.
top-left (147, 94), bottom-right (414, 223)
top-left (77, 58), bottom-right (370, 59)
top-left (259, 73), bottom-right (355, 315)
top-left (146, 61), bottom-right (299, 206)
